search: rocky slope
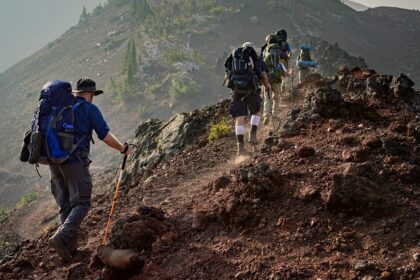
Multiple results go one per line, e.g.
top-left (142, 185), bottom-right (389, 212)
top-left (1, 0), bottom-right (376, 206)
top-left (0, 67), bottom-right (419, 279)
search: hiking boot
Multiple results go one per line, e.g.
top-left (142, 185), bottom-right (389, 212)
top-left (263, 117), bottom-right (270, 125)
top-left (248, 131), bottom-right (259, 145)
top-left (49, 235), bottom-right (73, 261)
top-left (237, 142), bottom-right (246, 156)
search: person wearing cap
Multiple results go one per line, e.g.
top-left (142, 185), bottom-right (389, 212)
top-left (224, 42), bottom-right (270, 155)
top-left (48, 78), bottom-right (132, 261)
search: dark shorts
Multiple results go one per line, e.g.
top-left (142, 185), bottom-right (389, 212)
top-left (229, 89), bottom-right (262, 117)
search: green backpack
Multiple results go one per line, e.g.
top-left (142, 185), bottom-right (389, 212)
top-left (263, 43), bottom-right (283, 84)
top-left (300, 49), bottom-right (312, 61)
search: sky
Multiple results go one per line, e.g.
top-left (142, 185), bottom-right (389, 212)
top-left (0, 0), bottom-right (419, 73)
top-left (0, 0), bottom-right (102, 73)
top-left (353, 0), bottom-right (420, 10)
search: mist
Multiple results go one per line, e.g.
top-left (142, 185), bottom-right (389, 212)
top-left (0, 0), bottom-right (102, 74)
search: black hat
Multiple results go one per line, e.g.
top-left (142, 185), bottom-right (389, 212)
top-left (73, 78), bottom-right (104, 96)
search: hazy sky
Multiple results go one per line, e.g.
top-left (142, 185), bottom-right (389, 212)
top-left (0, 0), bottom-right (102, 73)
top-left (353, 0), bottom-right (420, 10)
top-left (1, 0), bottom-right (419, 73)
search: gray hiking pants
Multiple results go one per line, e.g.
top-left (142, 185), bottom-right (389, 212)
top-left (49, 160), bottom-right (92, 252)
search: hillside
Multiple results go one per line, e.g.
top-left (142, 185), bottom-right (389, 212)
top-left (1, 0), bottom-right (419, 206)
top-left (0, 68), bottom-right (419, 279)
top-left (0, 0), bottom-right (374, 206)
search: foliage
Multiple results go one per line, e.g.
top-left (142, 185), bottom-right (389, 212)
top-left (107, 0), bottom-right (129, 7)
top-left (92, 3), bottom-right (105, 16)
top-left (141, 0), bottom-right (219, 38)
top-left (144, 81), bottom-right (165, 95)
top-left (209, 6), bottom-right (239, 14)
top-left (79, 6), bottom-right (89, 24)
top-left (168, 79), bottom-right (197, 99)
top-left (15, 192), bottom-right (37, 209)
top-left (137, 105), bottom-right (151, 119)
top-left (132, 0), bottom-right (153, 22)
top-left (166, 48), bottom-right (203, 65)
top-left (0, 207), bottom-right (9, 220)
top-left (124, 39), bottom-right (138, 85)
top-left (208, 118), bottom-right (232, 142)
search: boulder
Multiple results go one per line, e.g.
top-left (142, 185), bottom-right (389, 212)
top-left (321, 174), bottom-right (383, 215)
top-left (407, 119), bottom-right (420, 143)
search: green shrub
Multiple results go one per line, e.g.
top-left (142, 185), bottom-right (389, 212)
top-left (168, 80), bottom-right (196, 99)
top-left (15, 192), bottom-right (37, 209)
top-left (166, 48), bottom-right (203, 65)
top-left (137, 105), bottom-right (151, 119)
top-left (144, 81), bottom-right (165, 95)
top-left (208, 118), bottom-right (232, 142)
top-left (209, 6), bottom-right (239, 14)
top-left (0, 207), bottom-right (9, 219)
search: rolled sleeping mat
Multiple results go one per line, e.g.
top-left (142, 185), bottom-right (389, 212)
top-left (298, 60), bottom-right (318, 68)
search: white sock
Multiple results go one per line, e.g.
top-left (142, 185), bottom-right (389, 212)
top-left (235, 125), bottom-right (245, 135)
top-left (251, 115), bottom-right (260, 126)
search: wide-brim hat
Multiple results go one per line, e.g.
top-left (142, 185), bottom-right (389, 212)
top-left (73, 78), bottom-right (104, 96)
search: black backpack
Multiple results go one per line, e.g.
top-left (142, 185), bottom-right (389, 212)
top-left (226, 47), bottom-right (256, 91)
top-left (278, 40), bottom-right (289, 60)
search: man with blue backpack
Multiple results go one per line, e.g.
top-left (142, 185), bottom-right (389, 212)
top-left (21, 78), bottom-right (131, 261)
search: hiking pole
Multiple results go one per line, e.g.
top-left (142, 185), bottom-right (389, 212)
top-left (102, 153), bottom-right (128, 245)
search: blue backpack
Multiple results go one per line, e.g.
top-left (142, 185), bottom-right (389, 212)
top-left (22, 80), bottom-right (86, 165)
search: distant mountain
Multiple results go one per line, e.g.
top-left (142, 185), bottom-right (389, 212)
top-left (343, 0), bottom-right (369, 11)
top-left (0, 0), bottom-right (419, 206)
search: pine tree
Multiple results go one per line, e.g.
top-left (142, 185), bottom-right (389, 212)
top-left (79, 6), bottom-right (88, 24)
top-left (124, 39), bottom-right (137, 86)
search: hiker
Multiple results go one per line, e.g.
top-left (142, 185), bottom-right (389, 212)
top-left (46, 78), bottom-right (132, 261)
top-left (275, 29), bottom-right (292, 93)
top-left (224, 42), bottom-right (270, 155)
top-left (261, 35), bottom-right (294, 125)
top-left (297, 45), bottom-right (318, 83)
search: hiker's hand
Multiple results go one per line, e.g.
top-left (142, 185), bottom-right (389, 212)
top-left (121, 143), bottom-right (133, 155)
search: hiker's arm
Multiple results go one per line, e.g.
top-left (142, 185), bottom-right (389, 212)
top-left (261, 72), bottom-right (270, 91)
top-left (103, 132), bottom-right (132, 155)
top-left (280, 63), bottom-right (293, 77)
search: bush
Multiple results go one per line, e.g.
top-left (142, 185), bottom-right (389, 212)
top-left (0, 207), bottom-right (9, 219)
top-left (209, 6), bottom-right (239, 14)
top-left (208, 118), bottom-right (232, 142)
top-left (15, 192), bottom-right (37, 209)
top-left (168, 79), bottom-right (196, 99)
top-left (137, 105), bottom-right (151, 119)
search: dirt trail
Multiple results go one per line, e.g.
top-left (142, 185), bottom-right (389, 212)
top-left (16, 197), bottom-right (57, 240)
top-left (139, 87), bottom-right (301, 216)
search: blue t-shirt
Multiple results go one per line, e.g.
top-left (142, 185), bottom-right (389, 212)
top-left (72, 96), bottom-right (110, 158)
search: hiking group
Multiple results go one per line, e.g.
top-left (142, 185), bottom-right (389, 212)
top-left (224, 29), bottom-right (317, 155)
top-left (18, 28), bottom-right (318, 262)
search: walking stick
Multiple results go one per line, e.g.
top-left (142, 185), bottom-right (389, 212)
top-left (102, 154), bottom-right (128, 244)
